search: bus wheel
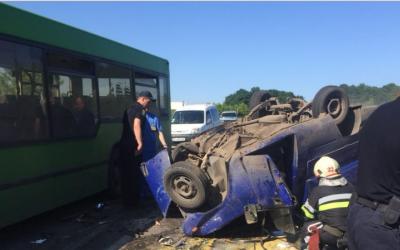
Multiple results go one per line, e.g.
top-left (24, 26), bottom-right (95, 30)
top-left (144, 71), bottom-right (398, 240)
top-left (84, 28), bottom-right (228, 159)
top-left (164, 161), bottom-right (210, 209)
top-left (108, 146), bottom-right (122, 198)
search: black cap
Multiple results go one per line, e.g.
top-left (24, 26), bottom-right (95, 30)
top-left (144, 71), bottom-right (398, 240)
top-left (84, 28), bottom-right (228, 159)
top-left (137, 90), bottom-right (155, 101)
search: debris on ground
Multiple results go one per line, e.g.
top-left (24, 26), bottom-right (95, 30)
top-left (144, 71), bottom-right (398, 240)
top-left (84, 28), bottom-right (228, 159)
top-left (96, 202), bottom-right (105, 210)
top-left (30, 238), bottom-right (47, 244)
top-left (158, 236), bottom-right (174, 246)
top-left (98, 220), bottom-right (111, 225)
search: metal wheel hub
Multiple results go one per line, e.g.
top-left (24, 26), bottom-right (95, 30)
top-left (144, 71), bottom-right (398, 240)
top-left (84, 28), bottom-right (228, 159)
top-left (173, 176), bottom-right (197, 198)
top-left (327, 98), bottom-right (341, 117)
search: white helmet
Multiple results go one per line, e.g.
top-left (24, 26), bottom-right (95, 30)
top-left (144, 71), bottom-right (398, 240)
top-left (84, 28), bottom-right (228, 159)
top-left (313, 156), bottom-right (340, 178)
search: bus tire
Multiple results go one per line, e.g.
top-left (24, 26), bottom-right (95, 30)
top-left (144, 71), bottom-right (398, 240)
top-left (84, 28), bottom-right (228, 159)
top-left (164, 161), bottom-right (209, 209)
top-left (312, 86), bottom-right (349, 125)
top-left (108, 145), bottom-right (122, 198)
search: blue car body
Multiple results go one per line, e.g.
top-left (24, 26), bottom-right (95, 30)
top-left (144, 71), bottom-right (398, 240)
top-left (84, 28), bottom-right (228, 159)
top-left (143, 114), bottom-right (360, 236)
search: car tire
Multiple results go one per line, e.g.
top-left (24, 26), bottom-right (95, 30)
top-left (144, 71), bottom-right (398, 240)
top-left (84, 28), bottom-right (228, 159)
top-left (171, 142), bottom-right (199, 162)
top-left (249, 90), bottom-right (271, 110)
top-left (163, 161), bottom-right (209, 209)
top-left (312, 86), bottom-right (349, 125)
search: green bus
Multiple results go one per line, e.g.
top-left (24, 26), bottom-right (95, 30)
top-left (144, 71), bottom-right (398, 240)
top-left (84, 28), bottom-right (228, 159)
top-left (0, 4), bottom-right (171, 229)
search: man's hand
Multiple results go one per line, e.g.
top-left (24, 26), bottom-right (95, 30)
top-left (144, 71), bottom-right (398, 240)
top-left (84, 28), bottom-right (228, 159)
top-left (162, 144), bottom-right (168, 149)
top-left (137, 142), bottom-right (143, 152)
top-left (135, 142), bottom-right (143, 156)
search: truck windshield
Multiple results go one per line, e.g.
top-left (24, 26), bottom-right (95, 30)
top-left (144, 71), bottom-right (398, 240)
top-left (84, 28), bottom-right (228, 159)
top-left (172, 111), bottom-right (204, 124)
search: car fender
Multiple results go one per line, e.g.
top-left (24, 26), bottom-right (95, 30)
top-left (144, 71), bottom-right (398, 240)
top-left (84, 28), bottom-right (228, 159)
top-left (182, 153), bottom-right (294, 236)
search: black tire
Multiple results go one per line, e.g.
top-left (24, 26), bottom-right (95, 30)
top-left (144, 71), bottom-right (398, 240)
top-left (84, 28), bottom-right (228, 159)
top-left (171, 142), bottom-right (199, 163)
top-left (163, 161), bottom-right (210, 209)
top-left (249, 91), bottom-right (271, 110)
top-left (312, 86), bottom-right (349, 125)
top-left (108, 145), bottom-right (122, 198)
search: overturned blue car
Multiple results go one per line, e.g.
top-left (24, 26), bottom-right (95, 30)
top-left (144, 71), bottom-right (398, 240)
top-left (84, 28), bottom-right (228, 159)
top-left (142, 86), bottom-right (375, 236)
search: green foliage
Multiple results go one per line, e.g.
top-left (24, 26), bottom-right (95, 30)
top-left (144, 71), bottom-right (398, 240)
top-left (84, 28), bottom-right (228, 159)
top-left (266, 89), bottom-right (304, 103)
top-left (224, 89), bottom-right (252, 106)
top-left (216, 102), bottom-right (248, 117)
top-left (339, 83), bottom-right (400, 105)
top-left (0, 70), bottom-right (17, 96)
top-left (218, 86), bottom-right (304, 116)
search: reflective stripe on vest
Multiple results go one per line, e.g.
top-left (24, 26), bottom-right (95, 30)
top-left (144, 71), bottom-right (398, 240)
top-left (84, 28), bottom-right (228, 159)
top-left (301, 205), bottom-right (315, 219)
top-left (318, 193), bottom-right (352, 205)
top-left (319, 201), bottom-right (350, 211)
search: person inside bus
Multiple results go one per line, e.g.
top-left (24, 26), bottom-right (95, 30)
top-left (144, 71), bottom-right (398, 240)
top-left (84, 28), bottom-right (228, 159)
top-left (33, 92), bottom-right (48, 139)
top-left (49, 95), bottom-right (77, 138)
top-left (0, 95), bottom-right (17, 142)
top-left (119, 90), bottom-right (153, 207)
top-left (73, 96), bottom-right (95, 136)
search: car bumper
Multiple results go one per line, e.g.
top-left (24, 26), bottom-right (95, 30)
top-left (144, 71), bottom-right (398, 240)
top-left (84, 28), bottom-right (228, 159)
top-left (171, 134), bottom-right (197, 144)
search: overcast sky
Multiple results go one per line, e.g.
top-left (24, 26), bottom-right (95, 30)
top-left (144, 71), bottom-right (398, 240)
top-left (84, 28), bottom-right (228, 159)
top-left (11, 2), bottom-right (400, 103)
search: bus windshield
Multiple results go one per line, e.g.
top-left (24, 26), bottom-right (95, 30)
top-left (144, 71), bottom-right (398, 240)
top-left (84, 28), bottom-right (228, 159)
top-left (172, 111), bottom-right (204, 124)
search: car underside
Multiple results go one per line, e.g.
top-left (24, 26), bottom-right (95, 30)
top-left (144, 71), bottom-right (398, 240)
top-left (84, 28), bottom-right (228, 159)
top-left (143, 85), bottom-right (376, 236)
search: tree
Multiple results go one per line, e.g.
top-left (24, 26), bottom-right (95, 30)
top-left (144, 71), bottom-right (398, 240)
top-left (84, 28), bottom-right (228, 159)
top-left (224, 89), bottom-right (251, 106)
top-left (340, 83), bottom-right (400, 105)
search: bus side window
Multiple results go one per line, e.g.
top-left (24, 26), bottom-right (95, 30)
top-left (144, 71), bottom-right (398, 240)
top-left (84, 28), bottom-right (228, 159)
top-left (47, 52), bottom-right (98, 138)
top-left (96, 62), bottom-right (132, 122)
top-left (0, 39), bottom-right (48, 143)
top-left (48, 74), bottom-right (97, 138)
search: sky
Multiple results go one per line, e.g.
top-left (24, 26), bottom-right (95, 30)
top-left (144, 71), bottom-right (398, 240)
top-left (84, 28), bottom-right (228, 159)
top-left (9, 2), bottom-right (400, 103)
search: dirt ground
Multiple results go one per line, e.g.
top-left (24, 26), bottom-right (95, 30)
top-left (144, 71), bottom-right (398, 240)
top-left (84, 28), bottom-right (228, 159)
top-left (0, 193), bottom-right (297, 250)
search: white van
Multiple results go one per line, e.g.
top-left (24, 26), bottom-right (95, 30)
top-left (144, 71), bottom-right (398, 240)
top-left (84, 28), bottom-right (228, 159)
top-left (171, 104), bottom-right (222, 145)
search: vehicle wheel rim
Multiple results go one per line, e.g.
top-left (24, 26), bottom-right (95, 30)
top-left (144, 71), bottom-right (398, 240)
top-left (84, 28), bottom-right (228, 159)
top-left (326, 98), bottom-right (341, 117)
top-left (172, 175), bottom-right (197, 198)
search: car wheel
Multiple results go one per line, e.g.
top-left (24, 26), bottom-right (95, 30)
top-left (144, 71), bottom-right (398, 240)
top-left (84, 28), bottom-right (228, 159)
top-left (164, 161), bottom-right (209, 209)
top-left (312, 86), bottom-right (349, 125)
top-left (249, 90), bottom-right (271, 110)
top-left (248, 91), bottom-right (271, 119)
top-left (171, 142), bottom-right (199, 162)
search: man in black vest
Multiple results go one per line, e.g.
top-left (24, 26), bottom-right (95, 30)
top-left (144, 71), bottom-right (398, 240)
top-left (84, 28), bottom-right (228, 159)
top-left (119, 91), bottom-right (154, 207)
top-left (347, 97), bottom-right (400, 250)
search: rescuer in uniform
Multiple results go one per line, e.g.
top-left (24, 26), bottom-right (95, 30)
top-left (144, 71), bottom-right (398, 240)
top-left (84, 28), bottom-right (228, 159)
top-left (119, 91), bottom-right (154, 206)
top-left (347, 97), bottom-right (400, 250)
top-left (300, 156), bottom-right (354, 249)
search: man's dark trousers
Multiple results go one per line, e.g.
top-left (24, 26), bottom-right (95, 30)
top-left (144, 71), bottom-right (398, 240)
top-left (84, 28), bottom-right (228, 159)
top-left (347, 203), bottom-right (400, 250)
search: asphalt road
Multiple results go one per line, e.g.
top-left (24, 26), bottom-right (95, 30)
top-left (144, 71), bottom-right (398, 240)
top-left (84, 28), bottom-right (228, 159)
top-left (0, 193), bottom-right (297, 250)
